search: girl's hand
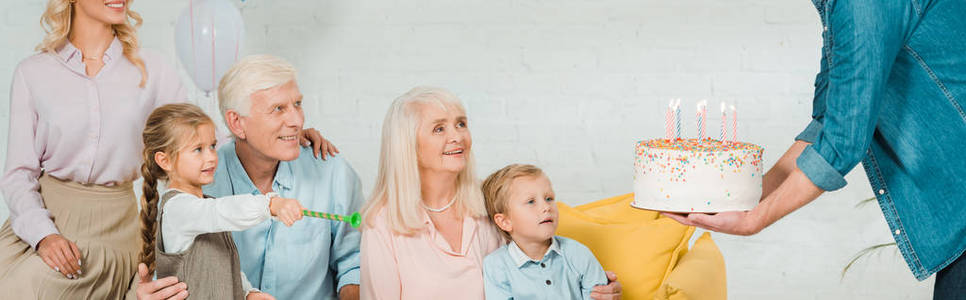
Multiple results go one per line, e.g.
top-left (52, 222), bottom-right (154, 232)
top-left (246, 291), bottom-right (276, 300)
top-left (299, 128), bottom-right (340, 160)
top-left (269, 197), bottom-right (304, 227)
top-left (36, 234), bottom-right (82, 279)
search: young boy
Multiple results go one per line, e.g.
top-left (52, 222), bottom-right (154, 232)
top-left (481, 164), bottom-right (607, 300)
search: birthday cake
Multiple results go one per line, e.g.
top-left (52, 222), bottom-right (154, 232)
top-left (632, 138), bottom-right (764, 213)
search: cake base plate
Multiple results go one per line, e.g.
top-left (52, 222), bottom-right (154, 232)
top-left (630, 201), bottom-right (749, 214)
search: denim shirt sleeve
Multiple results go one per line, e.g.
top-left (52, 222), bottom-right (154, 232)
top-left (796, 0), bottom-right (914, 191)
top-left (329, 159), bottom-right (364, 292)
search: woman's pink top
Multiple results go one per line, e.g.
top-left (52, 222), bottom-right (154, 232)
top-left (1, 38), bottom-right (187, 248)
top-left (361, 206), bottom-right (503, 300)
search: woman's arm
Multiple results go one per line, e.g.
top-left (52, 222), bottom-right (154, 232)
top-left (0, 65), bottom-right (83, 278)
top-left (0, 65), bottom-right (56, 249)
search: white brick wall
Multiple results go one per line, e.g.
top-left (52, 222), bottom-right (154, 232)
top-left (0, 0), bottom-right (934, 298)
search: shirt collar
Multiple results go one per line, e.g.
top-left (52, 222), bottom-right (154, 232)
top-left (811, 0), bottom-right (827, 15)
top-left (56, 41), bottom-right (79, 63)
top-left (274, 160), bottom-right (294, 190)
top-left (56, 37), bottom-right (123, 64)
top-left (222, 140), bottom-right (295, 195)
top-left (507, 236), bottom-right (561, 268)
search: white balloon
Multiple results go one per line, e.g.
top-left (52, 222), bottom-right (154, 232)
top-left (175, 0), bottom-right (245, 95)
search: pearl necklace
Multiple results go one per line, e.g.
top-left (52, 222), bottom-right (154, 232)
top-left (421, 196), bottom-right (457, 213)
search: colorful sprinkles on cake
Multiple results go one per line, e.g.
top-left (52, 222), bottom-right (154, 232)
top-left (634, 138), bottom-right (763, 183)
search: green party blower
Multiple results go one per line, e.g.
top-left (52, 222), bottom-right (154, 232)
top-left (302, 210), bottom-right (361, 228)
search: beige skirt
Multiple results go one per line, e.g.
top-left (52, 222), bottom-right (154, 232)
top-left (0, 174), bottom-right (139, 299)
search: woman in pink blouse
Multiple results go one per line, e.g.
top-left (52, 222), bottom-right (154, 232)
top-left (0, 1), bottom-right (332, 298)
top-left (359, 87), bottom-right (622, 299)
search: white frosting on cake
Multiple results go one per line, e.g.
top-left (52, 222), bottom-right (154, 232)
top-left (632, 138), bottom-right (764, 213)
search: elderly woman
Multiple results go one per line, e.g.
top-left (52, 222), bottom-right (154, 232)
top-left (359, 87), bottom-right (621, 299)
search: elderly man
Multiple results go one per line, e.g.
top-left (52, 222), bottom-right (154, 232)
top-left (136, 55), bottom-right (362, 300)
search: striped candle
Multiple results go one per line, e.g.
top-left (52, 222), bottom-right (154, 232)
top-left (730, 105), bottom-right (737, 142)
top-left (666, 100), bottom-right (674, 139)
top-left (720, 102), bottom-right (726, 141)
top-left (697, 100), bottom-right (707, 140)
top-left (675, 99), bottom-right (682, 139)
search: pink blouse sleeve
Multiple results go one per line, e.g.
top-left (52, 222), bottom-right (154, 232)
top-left (0, 64), bottom-right (58, 249)
top-left (360, 212), bottom-right (402, 300)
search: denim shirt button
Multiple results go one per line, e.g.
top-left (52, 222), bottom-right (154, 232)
top-left (878, 189), bottom-right (885, 195)
top-left (895, 229), bottom-right (901, 235)
top-left (823, 26), bottom-right (828, 32)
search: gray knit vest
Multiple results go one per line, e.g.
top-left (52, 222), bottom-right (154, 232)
top-left (156, 190), bottom-right (246, 299)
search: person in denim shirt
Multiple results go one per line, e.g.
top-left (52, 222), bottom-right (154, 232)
top-left (664, 0), bottom-right (966, 297)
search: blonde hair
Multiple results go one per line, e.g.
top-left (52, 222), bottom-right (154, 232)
top-left (37, 0), bottom-right (148, 88)
top-left (138, 103), bottom-right (214, 275)
top-left (361, 86), bottom-right (487, 235)
top-left (481, 164), bottom-right (545, 241)
top-left (218, 55), bottom-right (297, 120)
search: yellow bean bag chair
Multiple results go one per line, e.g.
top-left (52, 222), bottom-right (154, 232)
top-left (557, 193), bottom-right (726, 300)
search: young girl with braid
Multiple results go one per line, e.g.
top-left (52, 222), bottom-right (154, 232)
top-left (0, 1), bottom-right (334, 298)
top-left (138, 103), bottom-right (305, 299)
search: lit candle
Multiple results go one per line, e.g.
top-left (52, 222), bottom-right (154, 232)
top-left (696, 100), bottom-right (707, 140)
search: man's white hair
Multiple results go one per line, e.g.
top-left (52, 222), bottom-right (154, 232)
top-left (217, 54), bottom-right (297, 119)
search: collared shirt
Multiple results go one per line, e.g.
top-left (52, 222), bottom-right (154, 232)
top-left (359, 206), bottom-right (503, 300)
top-left (483, 236), bottom-right (606, 300)
top-left (798, 0), bottom-right (966, 280)
top-left (1, 38), bottom-right (186, 248)
top-left (203, 141), bottom-right (363, 300)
